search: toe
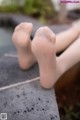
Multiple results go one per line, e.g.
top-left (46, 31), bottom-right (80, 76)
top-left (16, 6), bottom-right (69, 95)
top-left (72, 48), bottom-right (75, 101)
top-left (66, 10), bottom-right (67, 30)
top-left (14, 22), bottom-right (33, 33)
top-left (19, 22), bottom-right (33, 33)
top-left (14, 23), bottom-right (25, 31)
top-left (14, 25), bottom-right (20, 31)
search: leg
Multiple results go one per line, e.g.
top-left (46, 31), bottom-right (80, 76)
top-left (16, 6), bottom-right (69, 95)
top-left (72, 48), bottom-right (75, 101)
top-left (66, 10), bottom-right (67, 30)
top-left (58, 36), bottom-right (80, 74)
top-left (31, 26), bottom-right (80, 89)
top-left (56, 25), bottom-right (80, 53)
top-left (12, 22), bottom-right (36, 70)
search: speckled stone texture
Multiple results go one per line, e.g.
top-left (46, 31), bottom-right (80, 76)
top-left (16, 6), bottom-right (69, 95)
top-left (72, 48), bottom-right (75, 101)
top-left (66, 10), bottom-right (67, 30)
top-left (0, 80), bottom-right (60, 120)
top-left (0, 53), bottom-right (60, 120)
top-left (0, 55), bottom-right (39, 87)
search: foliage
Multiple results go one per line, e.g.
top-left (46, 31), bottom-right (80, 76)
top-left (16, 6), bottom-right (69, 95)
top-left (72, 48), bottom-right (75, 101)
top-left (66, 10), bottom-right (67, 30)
top-left (0, 0), bottom-right (20, 13)
top-left (60, 103), bottom-right (80, 120)
top-left (0, 0), bottom-right (57, 23)
top-left (23, 0), bottom-right (56, 23)
top-left (0, 5), bottom-right (19, 13)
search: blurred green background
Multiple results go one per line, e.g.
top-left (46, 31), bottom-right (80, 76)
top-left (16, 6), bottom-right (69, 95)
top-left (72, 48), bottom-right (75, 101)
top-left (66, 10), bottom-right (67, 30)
top-left (0, 0), bottom-right (57, 23)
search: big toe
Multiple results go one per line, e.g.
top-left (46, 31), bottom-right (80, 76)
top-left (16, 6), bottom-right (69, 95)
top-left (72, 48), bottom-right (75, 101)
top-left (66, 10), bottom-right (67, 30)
top-left (15, 22), bottom-right (33, 34)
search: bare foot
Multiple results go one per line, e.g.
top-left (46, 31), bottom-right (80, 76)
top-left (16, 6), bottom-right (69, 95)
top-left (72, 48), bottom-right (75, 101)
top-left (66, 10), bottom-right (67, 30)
top-left (32, 27), bottom-right (63, 89)
top-left (12, 22), bottom-right (36, 70)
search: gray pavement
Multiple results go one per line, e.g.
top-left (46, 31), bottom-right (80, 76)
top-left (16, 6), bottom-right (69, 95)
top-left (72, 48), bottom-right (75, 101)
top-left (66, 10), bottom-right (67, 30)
top-left (0, 55), bottom-right (39, 87)
top-left (0, 53), bottom-right (60, 120)
top-left (0, 80), bottom-right (60, 120)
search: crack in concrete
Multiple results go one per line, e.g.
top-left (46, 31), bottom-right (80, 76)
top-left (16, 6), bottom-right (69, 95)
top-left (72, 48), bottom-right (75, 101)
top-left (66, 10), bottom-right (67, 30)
top-left (4, 53), bottom-right (18, 58)
top-left (0, 76), bottom-right (40, 91)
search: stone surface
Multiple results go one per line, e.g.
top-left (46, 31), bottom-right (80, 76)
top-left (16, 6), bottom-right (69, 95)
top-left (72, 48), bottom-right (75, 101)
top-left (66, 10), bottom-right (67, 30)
top-left (0, 55), bottom-right (39, 87)
top-left (0, 54), bottom-right (60, 120)
top-left (0, 80), bottom-right (60, 120)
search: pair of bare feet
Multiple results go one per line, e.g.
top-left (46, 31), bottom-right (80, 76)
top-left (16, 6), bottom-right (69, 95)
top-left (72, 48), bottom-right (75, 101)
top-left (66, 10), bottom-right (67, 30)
top-left (12, 22), bottom-right (80, 89)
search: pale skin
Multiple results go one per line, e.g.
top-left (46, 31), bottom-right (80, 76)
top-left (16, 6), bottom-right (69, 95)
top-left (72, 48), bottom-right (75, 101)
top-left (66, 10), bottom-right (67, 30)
top-left (12, 21), bottom-right (80, 89)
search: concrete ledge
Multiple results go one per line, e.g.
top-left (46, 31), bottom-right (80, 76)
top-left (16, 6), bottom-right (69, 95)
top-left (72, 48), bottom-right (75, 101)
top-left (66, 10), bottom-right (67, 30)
top-left (0, 54), bottom-right (39, 87)
top-left (0, 53), bottom-right (60, 120)
top-left (0, 80), bottom-right (60, 120)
